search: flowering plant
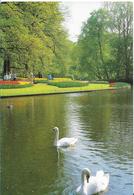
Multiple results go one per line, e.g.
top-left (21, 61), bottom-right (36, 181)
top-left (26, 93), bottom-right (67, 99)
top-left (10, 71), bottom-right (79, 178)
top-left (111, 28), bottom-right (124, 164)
top-left (0, 80), bottom-right (19, 85)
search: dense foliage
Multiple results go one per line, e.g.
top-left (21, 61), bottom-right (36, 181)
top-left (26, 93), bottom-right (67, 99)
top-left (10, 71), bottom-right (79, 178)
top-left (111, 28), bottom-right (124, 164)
top-left (0, 2), bottom-right (70, 78)
top-left (0, 2), bottom-right (133, 83)
top-left (74, 2), bottom-right (133, 82)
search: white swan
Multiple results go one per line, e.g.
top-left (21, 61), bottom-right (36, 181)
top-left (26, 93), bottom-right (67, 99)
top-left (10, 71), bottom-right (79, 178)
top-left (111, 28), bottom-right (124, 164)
top-left (53, 127), bottom-right (78, 147)
top-left (76, 168), bottom-right (109, 195)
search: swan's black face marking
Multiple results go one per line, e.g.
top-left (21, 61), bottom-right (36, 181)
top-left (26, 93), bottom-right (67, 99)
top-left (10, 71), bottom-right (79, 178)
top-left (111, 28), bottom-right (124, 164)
top-left (53, 127), bottom-right (58, 132)
top-left (86, 172), bottom-right (90, 183)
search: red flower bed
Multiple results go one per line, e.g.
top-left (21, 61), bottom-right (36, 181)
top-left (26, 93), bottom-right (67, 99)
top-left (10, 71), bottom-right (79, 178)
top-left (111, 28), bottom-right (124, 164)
top-left (0, 80), bottom-right (20, 85)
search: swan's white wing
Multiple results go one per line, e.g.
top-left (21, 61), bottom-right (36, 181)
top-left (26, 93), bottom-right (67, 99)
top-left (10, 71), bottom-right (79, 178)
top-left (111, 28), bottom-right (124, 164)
top-left (87, 176), bottom-right (98, 194)
top-left (76, 177), bottom-right (100, 195)
top-left (76, 171), bottom-right (109, 195)
top-left (96, 170), bottom-right (104, 177)
top-left (96, 171), bottom-right (110, 192)
top-left (86, 172), bottom-right (109, 194)
top-left (69, 137), bottom-right (78, 145)
top-left (57, 137), bottom-right (77, 147)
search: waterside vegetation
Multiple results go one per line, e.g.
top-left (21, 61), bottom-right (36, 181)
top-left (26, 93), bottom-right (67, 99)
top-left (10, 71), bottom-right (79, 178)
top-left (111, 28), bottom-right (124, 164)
top-left (0, 79), bottom-right (131, 98)
top-left (0, 2), bottom-right (132, 97)
top-left (0, 2), bottom-right (133, 82)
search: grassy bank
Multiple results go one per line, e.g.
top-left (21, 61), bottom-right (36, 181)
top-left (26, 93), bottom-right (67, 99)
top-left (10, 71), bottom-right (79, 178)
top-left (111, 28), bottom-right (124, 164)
top-left (0, 82), bottom-right (131, 98)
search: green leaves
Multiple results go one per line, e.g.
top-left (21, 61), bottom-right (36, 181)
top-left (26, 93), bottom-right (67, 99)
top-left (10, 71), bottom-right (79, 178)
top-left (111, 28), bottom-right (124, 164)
top-left (75, 2), bottom-right (133, 82)
top-left (0, 2), bottom-right (68, 77)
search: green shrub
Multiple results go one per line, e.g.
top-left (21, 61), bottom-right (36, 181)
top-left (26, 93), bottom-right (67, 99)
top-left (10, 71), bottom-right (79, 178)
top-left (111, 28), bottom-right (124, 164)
top-left (47, 81), bottom-right (89, 88)
top-left (34, 80), bottom-right (48, 84)
top-left (0, 84), bottom-right (33, 89)
top-left (114, 82), bottom-right (131, 88)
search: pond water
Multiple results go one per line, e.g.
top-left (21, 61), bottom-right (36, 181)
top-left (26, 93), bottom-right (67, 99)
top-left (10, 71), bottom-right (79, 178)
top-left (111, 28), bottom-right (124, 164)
top-left (0, 89), bottom-right (133, 195)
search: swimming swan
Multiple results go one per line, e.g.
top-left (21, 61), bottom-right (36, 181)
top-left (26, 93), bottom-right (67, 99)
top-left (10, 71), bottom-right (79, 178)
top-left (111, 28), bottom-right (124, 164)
top-left (53, 127), bottom-right (78, 147)
top-left (76, 168), bottom-right (109, 195)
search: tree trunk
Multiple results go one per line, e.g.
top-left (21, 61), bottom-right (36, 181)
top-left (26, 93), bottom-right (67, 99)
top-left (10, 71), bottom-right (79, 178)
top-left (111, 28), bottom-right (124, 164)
top-left (97, 31), bottom-right (109, 80)
top-left (3, 56), bottom-right (11, 78)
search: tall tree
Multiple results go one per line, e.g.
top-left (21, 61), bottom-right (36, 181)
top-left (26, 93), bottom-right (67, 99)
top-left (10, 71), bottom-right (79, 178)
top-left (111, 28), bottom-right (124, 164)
top-left (104, 2), bottom-right (133, 82)
top-left (75, 2), bottom-right (133, 82)
top-left (0, 2), bottom-right (67, 78)
top-left (77, 9), bottom-right (112, 80)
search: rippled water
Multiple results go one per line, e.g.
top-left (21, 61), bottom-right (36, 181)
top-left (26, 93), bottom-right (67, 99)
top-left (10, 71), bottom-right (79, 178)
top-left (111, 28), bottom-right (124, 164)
top-left (0, 89), bottom-right (133, 195)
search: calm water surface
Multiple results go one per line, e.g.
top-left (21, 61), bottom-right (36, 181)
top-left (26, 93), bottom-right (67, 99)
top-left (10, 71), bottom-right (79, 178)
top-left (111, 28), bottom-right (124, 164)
top-left (0, 89), bottom-right (133, 195)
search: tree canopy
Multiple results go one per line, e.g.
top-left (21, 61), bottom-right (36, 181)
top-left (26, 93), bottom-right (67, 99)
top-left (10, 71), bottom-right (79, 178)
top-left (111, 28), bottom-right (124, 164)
top-left (0, 2), bottom-right (133, 83)
top-left (74, 2), bottom-right (133, 82)
top-left (0, 2), bottom-right (70, 77)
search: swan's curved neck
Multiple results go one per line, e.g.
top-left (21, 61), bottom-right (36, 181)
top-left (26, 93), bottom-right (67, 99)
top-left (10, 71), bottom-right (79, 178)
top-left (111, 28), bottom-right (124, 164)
top-left (54, 130), bottom-right (59, 146)
top-left (81, 173), bottom-right (88, 185)
top-left (81, 170), bottom-right (90, 186)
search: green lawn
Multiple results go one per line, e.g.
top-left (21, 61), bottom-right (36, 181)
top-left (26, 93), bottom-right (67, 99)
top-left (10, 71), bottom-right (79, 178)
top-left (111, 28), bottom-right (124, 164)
top-left (0, 82), bottom-right (131, 98)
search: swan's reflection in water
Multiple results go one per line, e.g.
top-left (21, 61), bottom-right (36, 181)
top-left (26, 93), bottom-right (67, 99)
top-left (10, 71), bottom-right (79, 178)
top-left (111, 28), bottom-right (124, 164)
top-left (56, 146), bottom-right (76, 166)
top-left (62, 185), bottom-right (108, 195)
top-left (62, 188), bottom-right (107, 195)
top-left (55, 147), bottom-right (77, 195)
